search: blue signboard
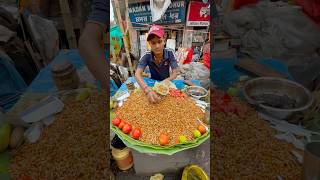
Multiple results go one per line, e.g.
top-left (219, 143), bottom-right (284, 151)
top-left (128, 0), bottom-right (186, 27)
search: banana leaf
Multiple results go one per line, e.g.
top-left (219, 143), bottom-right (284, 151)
top-left (0, 151), bottom-right (10, 180)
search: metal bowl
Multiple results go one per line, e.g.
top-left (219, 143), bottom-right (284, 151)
top-left (185, 86), bottom-right (208, 100)
top-left (243, 77), bottom-right (313, 119)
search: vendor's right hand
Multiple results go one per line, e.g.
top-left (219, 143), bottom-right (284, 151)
top-left (146, 90), bottom-right (161, 104)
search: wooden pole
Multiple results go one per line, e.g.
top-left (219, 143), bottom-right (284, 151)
top-left (113, 0), bottom-right (134, 76)
top-left (59, 0), bottom-right (77, 49)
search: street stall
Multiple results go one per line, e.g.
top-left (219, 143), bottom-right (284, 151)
top-left (124, 0), bottom-right (210, 68)
top-left (110, 77), bottom-right (210, 178)
top-left (127, 0), bottom-right (187, 56)
top-left (212, 87), bottom-right (303, 178)
top-left (212, 1), bottom-right (320, 177)
top-left (211, 58), bottom-right (320, 179)
top-left (110, 0), bottom-right (211, 178)
top-left (210, 0), bottom-right (320, 179)
top-left (0, 49), bottom-right (109, 179)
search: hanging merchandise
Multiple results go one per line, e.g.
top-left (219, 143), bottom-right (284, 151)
top-left (140, 34), bottom-right (148, 56)
top-left (175, 48), bottom-right (193, 64)
top-left (166, 39), bottom-right (176, 50)
top-left (150, 0), bottom-right (172, 22)
top-left (110, 26), bottom-right (123, 61)
top-left (202, 53), bottom-right (210, 69)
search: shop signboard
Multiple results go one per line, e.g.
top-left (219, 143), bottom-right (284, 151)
top-left (186, 1), bottom-right (210, 27)
top-left (128, 0), bottom-right (186, 27)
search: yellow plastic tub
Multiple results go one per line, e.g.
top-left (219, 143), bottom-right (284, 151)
top-left (181, 165), bottom-right (209, 180)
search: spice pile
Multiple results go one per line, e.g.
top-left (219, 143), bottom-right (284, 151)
top-left (211, 89), bottom-right (302, 179)
top-left (115, 91), bottom-right (205, 146)
top-left (10, 91), bottom-right (109, 179)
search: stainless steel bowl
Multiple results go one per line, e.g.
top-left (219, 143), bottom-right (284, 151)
top-left (243, 77), bottom-right (313, 120)
top-left (185, 86), bottom-right (208, 100)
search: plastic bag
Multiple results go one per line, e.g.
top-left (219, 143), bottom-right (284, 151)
top-left (223, 1), bottom-right (320, 59)
top-left (28, 15), bottom-right (59, 62)
top-left (150, 0), bottom-right (171, 22)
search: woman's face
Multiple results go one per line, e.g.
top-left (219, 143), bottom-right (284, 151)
top-left (149, 36), bottom-right (165, 55)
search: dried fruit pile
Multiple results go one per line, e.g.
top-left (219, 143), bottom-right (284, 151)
top-left (211, 89), bottom-right (302, 179)
top-left (10, 92), bottom-right (108, 179)
top-left (115, 91), bottom-right (206, 146)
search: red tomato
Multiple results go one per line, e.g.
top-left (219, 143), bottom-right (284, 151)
top-left (112, 118), bottom-right (121, 126)
top-left (169, 89), bottom-right (185, 97)
top-left (198, 125), bottom-right (207, 134)
top-left (131, 128), bottom-right (142, 140)
top-left (118, 120), bottom-right (126, 129)
top-left (159, 133), bottom-right (169, 145)
top-left (122, 123), bottom-right (132, 134)
top-left (223, 93), bottom-right (232, 103)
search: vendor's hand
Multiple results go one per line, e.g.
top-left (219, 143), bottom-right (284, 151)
top-left (146, 90), bottom-right (161, 104)
top-left (163, 78), bottom-right (172, 82)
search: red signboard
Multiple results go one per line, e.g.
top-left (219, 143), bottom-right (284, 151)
top-left (186, 1), bottom-right (210, 26)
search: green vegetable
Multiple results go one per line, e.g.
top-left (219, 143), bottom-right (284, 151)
top-left (179, 136), bottom-right (187, 143)
top-left (193, 130), bottom-right (201, 138)
top-left (76, 89), bottom-right (91, 102)
top-left (0, 123), bottom-right (11, 153)
top-left (227, 87), bottom-right (238, 96)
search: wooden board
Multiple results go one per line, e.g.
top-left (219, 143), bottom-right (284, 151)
top-left (235, 58), bottom-right (288, 78)
top-left (59, 0), bottom-right (77, 49)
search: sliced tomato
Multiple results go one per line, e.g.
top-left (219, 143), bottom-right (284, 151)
top-left (223, 93), bottom-right (232, 103)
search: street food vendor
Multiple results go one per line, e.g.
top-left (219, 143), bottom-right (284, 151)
top-left (135, 25), bottom-right (179, 104)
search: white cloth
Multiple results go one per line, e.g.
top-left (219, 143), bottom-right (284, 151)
top-left (150, 0), bottom-right (171, 22)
